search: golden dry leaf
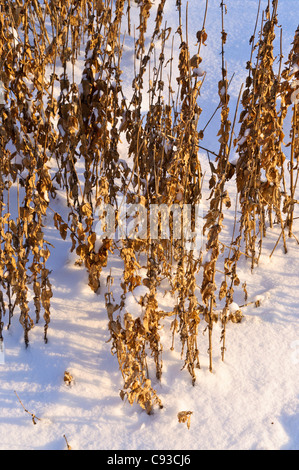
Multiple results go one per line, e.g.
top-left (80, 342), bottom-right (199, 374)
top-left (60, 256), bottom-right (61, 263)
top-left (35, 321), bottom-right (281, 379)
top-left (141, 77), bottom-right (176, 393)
top-left (219, 281), bottom-right (227, 301)
top-left (190, 54), bottom-right (202, 68)
top-left (229, 310), bottom-right (243, 324)
top-left (64, 371), bottom-right (73, 386)
top-left (195, 28), bottom-right (208, 47)
top-left (178, 411), bottom-right (193, 430)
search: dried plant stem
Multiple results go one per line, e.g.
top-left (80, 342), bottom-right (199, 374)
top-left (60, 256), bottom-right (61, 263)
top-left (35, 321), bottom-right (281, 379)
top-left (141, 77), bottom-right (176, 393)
top-left (14, 391), bottom-right (41, 425)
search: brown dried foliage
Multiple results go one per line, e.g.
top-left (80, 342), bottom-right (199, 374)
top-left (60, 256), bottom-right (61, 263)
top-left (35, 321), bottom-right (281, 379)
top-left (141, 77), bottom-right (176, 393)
top-left (0, 0), bottom-right (297, 416)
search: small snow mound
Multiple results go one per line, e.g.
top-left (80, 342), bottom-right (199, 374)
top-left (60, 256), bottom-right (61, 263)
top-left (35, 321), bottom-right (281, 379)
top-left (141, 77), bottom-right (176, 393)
top-left (229, 302), bottom-right (240, 314)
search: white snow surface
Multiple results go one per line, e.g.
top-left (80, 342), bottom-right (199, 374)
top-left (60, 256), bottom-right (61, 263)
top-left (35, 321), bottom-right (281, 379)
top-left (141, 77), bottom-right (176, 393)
top-left (0, 0), bottom-right (299, 451)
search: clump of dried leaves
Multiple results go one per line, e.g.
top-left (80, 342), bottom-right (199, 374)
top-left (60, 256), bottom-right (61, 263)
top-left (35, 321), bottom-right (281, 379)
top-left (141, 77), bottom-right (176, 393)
top-left (0, 0), bottom-right (297, 416)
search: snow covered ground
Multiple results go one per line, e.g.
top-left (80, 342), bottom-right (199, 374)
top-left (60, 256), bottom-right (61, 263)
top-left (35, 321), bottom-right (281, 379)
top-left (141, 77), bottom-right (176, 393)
top-left (0, 0), bottom-right (298, 451)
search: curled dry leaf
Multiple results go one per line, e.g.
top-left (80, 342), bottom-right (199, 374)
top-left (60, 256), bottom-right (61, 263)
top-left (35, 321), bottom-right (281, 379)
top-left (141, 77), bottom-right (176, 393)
top-left (64, 371), bottom-right (74, 386)
top-left (177, 411), bottom-right (193, 430)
